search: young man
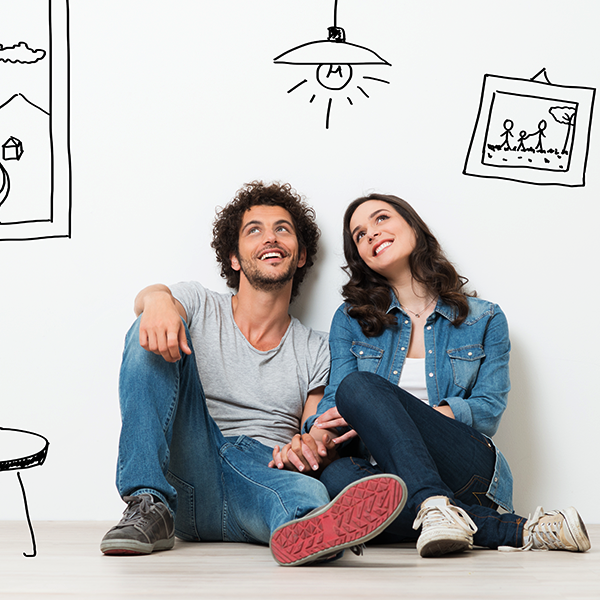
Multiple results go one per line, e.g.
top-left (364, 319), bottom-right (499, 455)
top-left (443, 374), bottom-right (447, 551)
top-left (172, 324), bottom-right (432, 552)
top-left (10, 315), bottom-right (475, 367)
top-left (101, 181), bottom-right (406, 566)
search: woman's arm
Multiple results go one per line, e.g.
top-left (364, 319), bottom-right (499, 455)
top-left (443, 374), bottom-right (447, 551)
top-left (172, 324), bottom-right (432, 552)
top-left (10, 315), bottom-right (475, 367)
top-left (441, 306), bottom-right (511, 437)
top-left (302, 305), bottom-right (360, 433)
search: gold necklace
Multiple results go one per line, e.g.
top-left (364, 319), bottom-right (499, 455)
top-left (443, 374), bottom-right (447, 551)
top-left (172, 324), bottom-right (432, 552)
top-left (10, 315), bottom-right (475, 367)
top-left (402, 296), bottom-right (436, 318)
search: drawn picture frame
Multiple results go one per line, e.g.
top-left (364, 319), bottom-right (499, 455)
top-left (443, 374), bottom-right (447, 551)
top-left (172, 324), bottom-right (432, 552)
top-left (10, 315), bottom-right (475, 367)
top-left (0, 0), bottom-right (70, 241)
top-left (464, 71), bottom-right (595, 187)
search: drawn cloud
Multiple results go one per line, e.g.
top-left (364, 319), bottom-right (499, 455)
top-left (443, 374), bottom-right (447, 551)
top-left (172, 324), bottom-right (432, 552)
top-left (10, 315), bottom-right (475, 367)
top-left (0, 42), bottom-right (46, 64)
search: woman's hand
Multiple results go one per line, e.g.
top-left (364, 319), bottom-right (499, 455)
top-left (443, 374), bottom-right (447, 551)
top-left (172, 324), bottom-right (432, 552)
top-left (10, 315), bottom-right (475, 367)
top-left (315, 407), bottom-right (358, 444)
top-left (433, 404), bottom-right (455, 419)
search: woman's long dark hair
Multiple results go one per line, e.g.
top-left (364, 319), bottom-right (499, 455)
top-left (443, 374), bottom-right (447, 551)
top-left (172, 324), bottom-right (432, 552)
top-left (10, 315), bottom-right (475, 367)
top-left (342, 194), bottom-right (474, 337)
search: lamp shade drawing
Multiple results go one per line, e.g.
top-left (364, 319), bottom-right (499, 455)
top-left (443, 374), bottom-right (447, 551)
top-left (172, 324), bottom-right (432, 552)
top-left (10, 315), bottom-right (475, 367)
top-left (274, 0), bottom-right (391, 128)
top-left (0, 427), bottom-right (49, 557)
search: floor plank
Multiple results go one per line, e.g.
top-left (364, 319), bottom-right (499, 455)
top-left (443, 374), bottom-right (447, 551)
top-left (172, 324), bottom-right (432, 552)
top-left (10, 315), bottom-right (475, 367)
top-left (1, 522), bottom-right (599, 599)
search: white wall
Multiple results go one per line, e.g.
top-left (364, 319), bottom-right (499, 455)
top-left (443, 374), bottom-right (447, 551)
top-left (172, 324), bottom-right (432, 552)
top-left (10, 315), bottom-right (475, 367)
top-left (1, 0), bottom-right (598, 523)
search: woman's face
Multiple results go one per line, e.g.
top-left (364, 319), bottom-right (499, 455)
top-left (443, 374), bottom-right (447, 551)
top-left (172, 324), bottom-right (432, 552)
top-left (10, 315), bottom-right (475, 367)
top-left (349, 200), bottom-right (417, 279)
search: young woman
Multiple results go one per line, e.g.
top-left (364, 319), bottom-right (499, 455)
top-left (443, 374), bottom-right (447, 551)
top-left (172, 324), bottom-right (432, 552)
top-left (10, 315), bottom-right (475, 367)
top-left (303, 193), bottom-right (590, 557)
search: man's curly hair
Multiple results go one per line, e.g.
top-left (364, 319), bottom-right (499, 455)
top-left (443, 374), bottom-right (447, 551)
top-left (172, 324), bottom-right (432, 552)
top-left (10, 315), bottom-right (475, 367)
top-left (211, 181), bottom-right (320, 300)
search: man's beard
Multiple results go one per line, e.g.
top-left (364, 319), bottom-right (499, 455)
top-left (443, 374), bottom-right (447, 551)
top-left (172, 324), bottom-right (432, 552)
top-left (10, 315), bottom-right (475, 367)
top-left (237, 253), bottom-right (297, 293)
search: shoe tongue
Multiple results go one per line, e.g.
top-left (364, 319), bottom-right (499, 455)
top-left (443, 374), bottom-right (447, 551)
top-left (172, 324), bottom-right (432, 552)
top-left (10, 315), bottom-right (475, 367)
top-left (423, 497), bottom-right (448, 509)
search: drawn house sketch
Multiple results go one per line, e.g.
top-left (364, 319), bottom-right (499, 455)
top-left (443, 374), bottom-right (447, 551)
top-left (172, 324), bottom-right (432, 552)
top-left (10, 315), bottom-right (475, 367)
top-left (0, 0), bottom-right (70, 241)
top-left (464, 69), bottom-right (595, 186)
top-left (274, 0), bottom-right (391, 129)
top-left (0, 427), bottom-right (50, 557)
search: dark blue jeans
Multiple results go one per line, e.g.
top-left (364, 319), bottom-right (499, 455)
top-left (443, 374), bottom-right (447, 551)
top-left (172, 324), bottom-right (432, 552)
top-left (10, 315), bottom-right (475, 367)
top-left (320, 372), bottom-right (525, 548)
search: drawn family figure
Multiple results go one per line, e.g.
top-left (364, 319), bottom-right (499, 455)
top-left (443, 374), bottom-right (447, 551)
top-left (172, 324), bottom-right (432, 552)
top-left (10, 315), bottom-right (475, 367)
top-left (499, 119), bottom-right (514, 149)
top-left (532, 119), bottom-right (547, 152)
top-left (498, 118), bottom-right (548, 152)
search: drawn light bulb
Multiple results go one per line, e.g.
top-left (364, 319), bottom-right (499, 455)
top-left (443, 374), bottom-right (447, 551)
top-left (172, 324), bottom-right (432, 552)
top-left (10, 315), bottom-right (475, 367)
top-left (274, 2), bottom-right (391, 128)
top-left (317, 63), bottom-right (353, 90)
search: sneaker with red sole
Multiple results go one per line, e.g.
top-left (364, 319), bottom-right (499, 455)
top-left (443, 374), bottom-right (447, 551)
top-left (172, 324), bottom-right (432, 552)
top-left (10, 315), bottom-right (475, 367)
top-left (270, 474), bottom-right (407, 566)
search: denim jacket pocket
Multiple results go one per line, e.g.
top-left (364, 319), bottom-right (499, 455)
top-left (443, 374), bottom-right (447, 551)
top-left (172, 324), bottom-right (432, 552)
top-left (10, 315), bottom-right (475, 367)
top-left (350, 342), bottom-right (384, 374)
top-left (447, 344), bottom-right (485, 391)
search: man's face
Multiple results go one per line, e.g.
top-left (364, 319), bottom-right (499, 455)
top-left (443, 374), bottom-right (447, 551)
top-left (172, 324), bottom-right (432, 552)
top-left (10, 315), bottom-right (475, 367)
top-left (231, 205), bottom-right (306, 293)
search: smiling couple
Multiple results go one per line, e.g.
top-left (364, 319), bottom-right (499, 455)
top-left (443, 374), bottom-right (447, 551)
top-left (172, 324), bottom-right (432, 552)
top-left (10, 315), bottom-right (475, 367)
top-left (101, 181), bottom-right (590, 565)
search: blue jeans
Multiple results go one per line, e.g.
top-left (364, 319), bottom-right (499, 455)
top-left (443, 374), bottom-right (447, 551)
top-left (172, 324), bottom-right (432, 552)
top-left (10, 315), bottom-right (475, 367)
top-left (320, 372), bottom-right (526, 548)
top-left (116, 317), bottom-right (330, 544)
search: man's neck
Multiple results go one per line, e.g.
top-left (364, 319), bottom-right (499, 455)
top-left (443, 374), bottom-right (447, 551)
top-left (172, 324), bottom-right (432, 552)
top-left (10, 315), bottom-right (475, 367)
top-left (231, 281), bottom-right (293, 351)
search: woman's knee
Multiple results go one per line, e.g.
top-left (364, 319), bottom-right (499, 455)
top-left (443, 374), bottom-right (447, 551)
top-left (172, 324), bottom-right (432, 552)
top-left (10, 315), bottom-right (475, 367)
top-left (336, 372), bottom-right (380, 414)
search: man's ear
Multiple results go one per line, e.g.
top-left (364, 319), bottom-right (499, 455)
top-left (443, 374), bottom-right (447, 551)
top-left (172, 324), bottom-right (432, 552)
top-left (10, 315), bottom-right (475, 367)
top-left (230, 253), bottom-right (241, 272)
top-left (297, 247), bottom-right (307, 269)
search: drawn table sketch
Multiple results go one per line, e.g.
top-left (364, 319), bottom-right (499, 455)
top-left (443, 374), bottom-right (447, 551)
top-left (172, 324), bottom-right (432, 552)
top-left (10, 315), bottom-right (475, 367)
top-left (0, 427), bottom-right (49, 557)
top-left (0, 0), bottom-right (70, 241)
top-left (274, 0), bottom-right (391, 129)
top-left (464, 69), bottom-right (595, 187)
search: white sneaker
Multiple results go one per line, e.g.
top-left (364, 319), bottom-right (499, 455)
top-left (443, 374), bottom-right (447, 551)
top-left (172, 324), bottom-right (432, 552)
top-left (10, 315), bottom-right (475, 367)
top-left (412, 496), bottom-right (478, 557)
top-left (509, 506), bottom-right (591, 552)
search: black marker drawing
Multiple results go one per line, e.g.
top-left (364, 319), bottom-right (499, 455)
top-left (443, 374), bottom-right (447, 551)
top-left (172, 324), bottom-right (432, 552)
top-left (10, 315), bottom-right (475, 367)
top-left (0, 0), bottom-right (71, 241)
top-left (1, 427), bottom-right (50, 557)
top-left (274, 0), bottom-right (391, 129)
top-left (464, 69), bottom-right (595, 186)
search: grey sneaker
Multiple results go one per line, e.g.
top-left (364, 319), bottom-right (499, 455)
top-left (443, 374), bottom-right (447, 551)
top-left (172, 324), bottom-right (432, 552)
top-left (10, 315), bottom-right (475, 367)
top-left (101, 494), bottom-right (175, 555)
top-left (412, 496), bottom-right (478, 557)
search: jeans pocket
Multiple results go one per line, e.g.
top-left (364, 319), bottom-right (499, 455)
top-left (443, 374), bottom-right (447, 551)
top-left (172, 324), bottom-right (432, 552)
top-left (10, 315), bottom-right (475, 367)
top-left (454, 474), bottom-right (498, 509)
top-left (166, 470), bottom-right (200, 541)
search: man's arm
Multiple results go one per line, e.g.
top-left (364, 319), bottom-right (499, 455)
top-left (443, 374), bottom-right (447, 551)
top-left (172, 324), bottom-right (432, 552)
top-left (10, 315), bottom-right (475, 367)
top-left (135, 284), bottom-right (191, 363)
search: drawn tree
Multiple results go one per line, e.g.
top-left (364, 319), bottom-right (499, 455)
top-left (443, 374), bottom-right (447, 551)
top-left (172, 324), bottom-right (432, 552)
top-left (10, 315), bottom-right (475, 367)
top-left (549, 106), bottom-right (577, 154)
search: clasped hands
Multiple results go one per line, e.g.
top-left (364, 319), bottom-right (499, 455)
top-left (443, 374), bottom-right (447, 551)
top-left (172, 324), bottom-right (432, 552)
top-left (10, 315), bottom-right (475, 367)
top-left (268, 407), bottom-right (359, 475)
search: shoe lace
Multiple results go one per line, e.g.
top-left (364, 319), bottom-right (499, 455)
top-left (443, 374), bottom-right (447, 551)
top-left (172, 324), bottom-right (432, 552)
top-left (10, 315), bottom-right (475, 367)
top-left (114, 495), bottom-right (154, 530)
top-left (412, 502), bottom-right (478, 534)
top-left (498, 506), bottom-right (560, 552)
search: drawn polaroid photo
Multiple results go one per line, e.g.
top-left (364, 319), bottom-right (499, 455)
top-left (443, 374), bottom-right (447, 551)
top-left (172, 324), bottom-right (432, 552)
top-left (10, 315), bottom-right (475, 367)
top-left (464, 70), bottom-right (595, 187)
top-left (0, 0), bottom-right (70, 241)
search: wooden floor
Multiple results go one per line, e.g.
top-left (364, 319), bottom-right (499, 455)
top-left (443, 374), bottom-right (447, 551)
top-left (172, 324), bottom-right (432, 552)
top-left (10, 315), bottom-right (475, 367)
top-left (1, 522), bottom-right (599, 599)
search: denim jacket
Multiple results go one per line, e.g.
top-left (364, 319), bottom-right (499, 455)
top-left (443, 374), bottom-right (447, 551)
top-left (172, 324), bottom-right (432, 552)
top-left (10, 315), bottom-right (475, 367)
top-left (305, 295), bottom-right (514, 512)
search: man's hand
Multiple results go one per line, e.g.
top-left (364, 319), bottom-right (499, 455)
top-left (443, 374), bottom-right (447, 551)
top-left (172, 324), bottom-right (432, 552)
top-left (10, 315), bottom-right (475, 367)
top-left (314, 406), bottom-right (358, 444)
top-left (136, 286), bottom-right (191, 363)
top-left (269, 431), bottom-right (338, 475)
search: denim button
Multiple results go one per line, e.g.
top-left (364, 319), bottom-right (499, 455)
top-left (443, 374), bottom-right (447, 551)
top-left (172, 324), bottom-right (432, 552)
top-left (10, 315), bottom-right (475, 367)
top-left (401, 347), bottom-right (405, 351)
top-left (427, 326), bottom-right (432, 330)
top-left (393, 370), bottom-right (398, 375)
top-left (429, 350), bottom-right (432, 354)
top-left (429, 373), bottom-right (434, 377)
top-left (404, 320), bottom-right (409, 324)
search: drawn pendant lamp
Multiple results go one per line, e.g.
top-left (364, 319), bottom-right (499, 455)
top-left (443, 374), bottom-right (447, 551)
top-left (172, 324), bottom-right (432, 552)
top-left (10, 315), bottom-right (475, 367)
top-left (274, 0), bottom-right (391, 128)
top-left (0, 427), bottom-right (49, 557)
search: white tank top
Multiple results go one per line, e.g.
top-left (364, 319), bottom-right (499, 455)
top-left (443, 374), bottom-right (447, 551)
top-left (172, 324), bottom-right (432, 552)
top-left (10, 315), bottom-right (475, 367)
top-left (399, 357), bottom-right (429, 405)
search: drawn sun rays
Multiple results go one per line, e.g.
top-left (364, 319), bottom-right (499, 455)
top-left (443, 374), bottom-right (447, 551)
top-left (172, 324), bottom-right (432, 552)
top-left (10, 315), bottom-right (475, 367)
top-left (274, 0), bottom-right (391, 129)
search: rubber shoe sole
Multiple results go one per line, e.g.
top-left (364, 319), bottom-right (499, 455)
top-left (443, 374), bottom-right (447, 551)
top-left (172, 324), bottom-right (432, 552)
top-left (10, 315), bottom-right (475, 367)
top-left (270, 474), bottom-right (407, 566)
top-left (561, 507), bottom-right (591, 552)
top-left (101, 534), bottom-right (175, 555)
top-left (417, 532), bottom-right (472, 558)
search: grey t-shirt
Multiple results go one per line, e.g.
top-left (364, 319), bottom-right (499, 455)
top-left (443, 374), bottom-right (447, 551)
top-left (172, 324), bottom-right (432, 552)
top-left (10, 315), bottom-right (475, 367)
top-left (169, 281), bottom-right (330, 448)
